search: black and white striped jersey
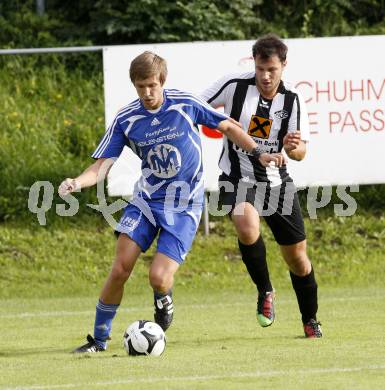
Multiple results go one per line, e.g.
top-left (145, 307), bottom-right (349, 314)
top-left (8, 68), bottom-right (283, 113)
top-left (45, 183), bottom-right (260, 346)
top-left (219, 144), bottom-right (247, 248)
top-left (201, 71), bottom-right (310, 187)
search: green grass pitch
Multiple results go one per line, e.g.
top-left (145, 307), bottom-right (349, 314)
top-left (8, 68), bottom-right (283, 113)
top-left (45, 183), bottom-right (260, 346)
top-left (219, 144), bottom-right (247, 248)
top-left (1, 287), bottom-right (385, 389)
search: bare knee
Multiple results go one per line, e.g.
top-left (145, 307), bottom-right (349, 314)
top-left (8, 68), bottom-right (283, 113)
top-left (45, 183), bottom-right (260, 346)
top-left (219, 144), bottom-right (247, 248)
top-left (108, 235), bottom-right (141, 285)
top-left (289, 255), bottom-right (312, 276)
top-left (286, 250), bottom-right (312, 276)
top-left (109, 255), bottom-right (133, 285)
top-left (232, 210), bottom-right (260, 245)
top-left (237, 224), bottom-right (260, 244)
top-left (281, 242), bottom-right (312, 276)
top-left (149, 269), bottom-right (173, 293)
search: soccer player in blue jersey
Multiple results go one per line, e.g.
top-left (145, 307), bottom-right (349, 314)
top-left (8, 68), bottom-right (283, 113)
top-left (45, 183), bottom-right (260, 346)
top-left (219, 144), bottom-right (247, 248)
top-left (58, 51), bottom-right (285, 353)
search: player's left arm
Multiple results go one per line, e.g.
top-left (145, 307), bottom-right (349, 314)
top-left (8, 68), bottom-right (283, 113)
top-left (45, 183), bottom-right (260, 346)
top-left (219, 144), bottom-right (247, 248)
top-left (284, 91), bottom-right (310, 161)
top-left (283, 131), bottom-right (307, 161)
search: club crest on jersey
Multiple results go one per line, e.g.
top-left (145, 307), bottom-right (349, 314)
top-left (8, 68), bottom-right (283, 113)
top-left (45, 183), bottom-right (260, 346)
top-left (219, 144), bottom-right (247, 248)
top-left (247, 115), bottom-right (272, 139)
top-left (147, 143), bottom-right (181, 178)
top-left (274, 110), bottom-right (289, 119)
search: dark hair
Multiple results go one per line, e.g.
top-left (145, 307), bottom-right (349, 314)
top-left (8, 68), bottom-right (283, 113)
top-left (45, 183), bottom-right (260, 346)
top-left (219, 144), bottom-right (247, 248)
top-left (252, 34), bottom-right (288, 62)
top-left (129, 51), bottom-right (168, 85)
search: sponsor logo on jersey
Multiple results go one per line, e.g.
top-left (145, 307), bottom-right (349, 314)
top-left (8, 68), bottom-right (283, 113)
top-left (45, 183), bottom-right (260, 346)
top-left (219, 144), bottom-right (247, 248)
top-left (274, 110), bottom-right (289, 119)
top-left (147, 143), bottom-right (181, 178)
top-left (247, 115), bottom-right (272, 139)
top-left (151, 117), bottom-right (161, 126)
top-left (259, 99), bottom-right (271, 108)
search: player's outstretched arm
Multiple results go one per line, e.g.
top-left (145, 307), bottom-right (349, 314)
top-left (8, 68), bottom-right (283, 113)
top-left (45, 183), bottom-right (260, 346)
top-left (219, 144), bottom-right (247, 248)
top-left (58, 158), bottom-right (114, 196)
top-left (217, 119), bottom-right (286, 168)
top-left (283, 131), bottom-right (306, 161)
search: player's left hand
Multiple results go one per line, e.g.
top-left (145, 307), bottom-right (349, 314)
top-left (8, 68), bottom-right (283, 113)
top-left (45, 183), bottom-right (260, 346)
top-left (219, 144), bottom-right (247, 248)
top-left (283, 131), bottom-right (301, 152)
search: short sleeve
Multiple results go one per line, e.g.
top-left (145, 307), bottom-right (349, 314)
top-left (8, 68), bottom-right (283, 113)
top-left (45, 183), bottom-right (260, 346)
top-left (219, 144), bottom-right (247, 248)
top-left (191, 95), bottom-right (228, 129)
top-left (200, 74), bottom-right (233, 108)
top-left (92, 117), bottom-right (127, 159)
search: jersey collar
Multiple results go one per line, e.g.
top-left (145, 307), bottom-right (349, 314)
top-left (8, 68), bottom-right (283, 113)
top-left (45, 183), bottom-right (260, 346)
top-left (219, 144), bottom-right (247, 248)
top-left (139, 90), bottom-right (168, 114)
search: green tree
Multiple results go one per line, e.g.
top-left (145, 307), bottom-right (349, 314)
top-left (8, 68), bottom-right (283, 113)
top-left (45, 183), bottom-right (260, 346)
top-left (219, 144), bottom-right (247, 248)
top-left (1, 0), bottom-right (384, 49)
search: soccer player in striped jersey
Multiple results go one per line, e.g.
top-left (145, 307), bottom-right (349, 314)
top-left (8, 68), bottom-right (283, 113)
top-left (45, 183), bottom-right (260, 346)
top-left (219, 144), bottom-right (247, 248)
top-left (201, 34), bottom-right (322, 338)
top-left (58, 51), bottom-right (284, 353)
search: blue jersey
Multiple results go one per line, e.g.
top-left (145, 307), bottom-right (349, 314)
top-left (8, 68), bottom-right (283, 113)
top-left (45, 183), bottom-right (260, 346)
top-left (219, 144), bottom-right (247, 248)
top-left (92, 89), bottom-right (227, 208)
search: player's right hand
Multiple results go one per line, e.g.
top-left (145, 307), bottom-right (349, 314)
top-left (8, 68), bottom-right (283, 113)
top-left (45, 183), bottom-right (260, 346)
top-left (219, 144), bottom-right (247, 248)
top-left (259, 153), bottom-right (287, 168)
top-left (58, 178), bottom-right (79, 196)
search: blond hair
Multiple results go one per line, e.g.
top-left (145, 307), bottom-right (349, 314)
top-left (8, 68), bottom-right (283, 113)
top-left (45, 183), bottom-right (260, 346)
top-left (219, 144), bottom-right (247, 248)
top-left (129, 51), bottom-right (168, 85)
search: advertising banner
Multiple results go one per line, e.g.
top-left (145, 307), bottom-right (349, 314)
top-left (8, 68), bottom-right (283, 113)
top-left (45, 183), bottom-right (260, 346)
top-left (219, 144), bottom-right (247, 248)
top-left (102, 36), bottom-right (385, 194)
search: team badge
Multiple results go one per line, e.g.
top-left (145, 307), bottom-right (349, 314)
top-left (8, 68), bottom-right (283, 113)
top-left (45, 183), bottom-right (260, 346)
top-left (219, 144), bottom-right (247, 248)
top-left (274, 110), bottom-right (289, 119)
top-left (147, 143), bottom-right (181, 178)
top-left (247, 115), bottom-right (272, 139)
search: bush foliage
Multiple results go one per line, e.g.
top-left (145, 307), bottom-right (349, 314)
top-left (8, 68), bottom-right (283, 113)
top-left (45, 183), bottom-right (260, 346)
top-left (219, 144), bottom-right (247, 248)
top-left (0, 56), bottom-right (104, 219)
top-left (1, 1), bottom-right (384, 49)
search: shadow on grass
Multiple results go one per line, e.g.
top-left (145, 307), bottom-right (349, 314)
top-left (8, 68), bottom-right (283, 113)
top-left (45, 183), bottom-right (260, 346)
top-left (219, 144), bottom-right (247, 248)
top-left (166, 334), bottom-right (308, 347)
top-left (0, 348), bottom-right (70, 357)
top-left (0, 349), bottom-right (132, 360)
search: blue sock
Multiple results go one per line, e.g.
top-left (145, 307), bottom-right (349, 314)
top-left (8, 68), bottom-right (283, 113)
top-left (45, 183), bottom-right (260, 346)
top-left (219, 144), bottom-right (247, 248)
top-left (93, 300), bottom-right (119, 349)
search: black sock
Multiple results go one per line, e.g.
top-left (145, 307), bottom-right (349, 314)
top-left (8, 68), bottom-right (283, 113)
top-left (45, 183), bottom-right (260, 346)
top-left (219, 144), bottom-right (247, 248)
top-left (290, 267), bottom-right (318, 324)
top-left (238, 236), bottom-right (273, 293)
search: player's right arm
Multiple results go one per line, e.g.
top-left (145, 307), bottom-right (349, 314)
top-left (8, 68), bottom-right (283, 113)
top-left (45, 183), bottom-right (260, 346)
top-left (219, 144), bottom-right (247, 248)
top-left (58, 158), bottom-right (114, 196)
top-left (200, 73), bottom-right (238, 108)
top-left (59, 107), bottom-right (131, 196)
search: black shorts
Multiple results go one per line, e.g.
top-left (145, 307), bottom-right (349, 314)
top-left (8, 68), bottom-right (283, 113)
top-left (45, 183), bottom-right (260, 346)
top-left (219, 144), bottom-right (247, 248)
top-left (217, 173), bottom-right (306, 246)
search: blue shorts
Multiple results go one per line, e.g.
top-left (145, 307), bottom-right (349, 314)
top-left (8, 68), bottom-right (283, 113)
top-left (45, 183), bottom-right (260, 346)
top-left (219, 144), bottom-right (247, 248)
top-left (115, 202), bottom-right (202, 264)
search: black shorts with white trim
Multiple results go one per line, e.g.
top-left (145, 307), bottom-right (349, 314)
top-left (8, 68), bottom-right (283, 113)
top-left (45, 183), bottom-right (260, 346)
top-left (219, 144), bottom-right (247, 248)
top-left (217, 173), bottom-right (306, 246)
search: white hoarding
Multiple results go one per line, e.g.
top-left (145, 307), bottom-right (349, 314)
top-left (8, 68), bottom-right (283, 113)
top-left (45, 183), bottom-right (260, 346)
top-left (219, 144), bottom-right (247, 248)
top-left (102, 36), bottom-right (385, 195)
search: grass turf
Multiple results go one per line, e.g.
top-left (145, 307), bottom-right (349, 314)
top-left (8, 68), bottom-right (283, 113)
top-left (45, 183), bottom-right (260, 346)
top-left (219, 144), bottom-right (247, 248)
top-left (1, 210), bottom-right (384, 299)
top-left (1, 208), bottom-right (384, 389)
top-left (1, 287), bottom-right (385, 389)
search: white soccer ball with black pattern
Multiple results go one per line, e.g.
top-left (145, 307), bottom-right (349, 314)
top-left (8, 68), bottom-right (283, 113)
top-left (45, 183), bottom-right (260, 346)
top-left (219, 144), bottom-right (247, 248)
top-left (123, 320), bottom-right (166, 356)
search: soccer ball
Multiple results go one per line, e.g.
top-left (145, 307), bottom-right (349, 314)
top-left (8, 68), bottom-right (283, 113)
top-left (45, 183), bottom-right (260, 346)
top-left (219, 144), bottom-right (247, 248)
top-left (123, 320), bottom-right (166, 356)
